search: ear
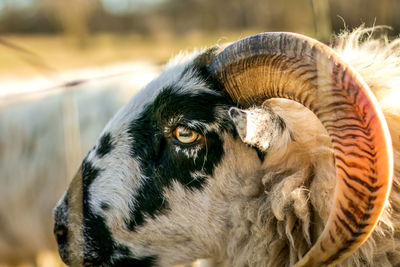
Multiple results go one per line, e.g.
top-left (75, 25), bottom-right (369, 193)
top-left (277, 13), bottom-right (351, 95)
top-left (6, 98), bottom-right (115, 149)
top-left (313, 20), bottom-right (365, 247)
top-left (228, 106), bottom-right (291, 152)
top-left (228, 107), bottom-right (247, 141)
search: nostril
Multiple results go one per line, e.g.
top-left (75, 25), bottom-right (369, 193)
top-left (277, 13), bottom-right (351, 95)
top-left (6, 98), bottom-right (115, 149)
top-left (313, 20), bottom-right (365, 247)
top-left (54, 196), bottom-right (69, 245)
top-left (54, 197), bottom-right (71, 265)
top-left (54, 222), bottom-right (68, 245)
top-left (54, 221), bottom-right (71, 265)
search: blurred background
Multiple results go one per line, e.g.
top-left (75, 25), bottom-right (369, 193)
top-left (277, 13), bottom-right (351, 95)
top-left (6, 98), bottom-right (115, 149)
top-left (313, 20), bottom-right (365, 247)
top-left (0, 0), bottom-right (399, 266)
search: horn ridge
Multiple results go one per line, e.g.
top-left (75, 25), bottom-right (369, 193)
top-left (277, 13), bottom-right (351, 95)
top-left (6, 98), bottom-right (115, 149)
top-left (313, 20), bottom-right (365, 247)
top-left (209, 32), bottom-right (393, 266)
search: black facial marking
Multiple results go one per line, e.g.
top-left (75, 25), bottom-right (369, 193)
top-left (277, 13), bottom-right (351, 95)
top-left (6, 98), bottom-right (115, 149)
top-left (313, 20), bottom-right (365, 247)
top-left (126, 177), bottom-right (168, 231)
top-left (80, 160), bottom-right (110, 264)
top-left (80, 159), bottom-right (155, 266)
top-left (80, 160), bottom-right (117, 265)
top-left (126, 74), bottom-right (234, 231)
top-left (96, 133), bottom-right (114, 158)
top-left (81, 160), bottom-right (101, 212)
top-left (83, 211), bottom-right (157, 266)
top-left (83, 213), bottom-right (114, 265)
top-left (82, 160), bottom-right (101, 188)
top-left (112, 244), bottom-right (157, 267)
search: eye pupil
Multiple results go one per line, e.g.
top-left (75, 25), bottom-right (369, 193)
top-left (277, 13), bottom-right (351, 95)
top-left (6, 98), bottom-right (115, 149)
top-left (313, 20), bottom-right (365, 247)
top-left (174, 126), bottom-right (200, 144)
top-left (178, 129), bottom-right (193, 137)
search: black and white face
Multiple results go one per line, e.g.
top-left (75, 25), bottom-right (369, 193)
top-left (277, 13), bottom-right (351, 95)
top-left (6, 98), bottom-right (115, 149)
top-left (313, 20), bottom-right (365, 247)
top-left (53, 51), bottom-right (267, 266)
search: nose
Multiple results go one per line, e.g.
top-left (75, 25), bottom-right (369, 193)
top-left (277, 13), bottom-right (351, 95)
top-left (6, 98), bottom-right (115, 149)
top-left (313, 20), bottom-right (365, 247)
top-left (54, 198), bottom-right (70, 265)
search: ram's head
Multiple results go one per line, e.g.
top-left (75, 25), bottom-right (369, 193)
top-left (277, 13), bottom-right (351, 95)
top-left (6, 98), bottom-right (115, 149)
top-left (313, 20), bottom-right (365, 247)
top-left (53, 33), bottom-right (393, 266)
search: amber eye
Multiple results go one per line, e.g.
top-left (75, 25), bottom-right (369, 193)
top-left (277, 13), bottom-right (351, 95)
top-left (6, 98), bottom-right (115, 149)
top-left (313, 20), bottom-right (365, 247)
top-left (173, 126), bottom-right (201, 144)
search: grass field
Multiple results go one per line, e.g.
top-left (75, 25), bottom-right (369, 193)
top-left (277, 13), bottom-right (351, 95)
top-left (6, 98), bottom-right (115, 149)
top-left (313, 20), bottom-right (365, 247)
top-left (0, 30), bottom-right (272, 78)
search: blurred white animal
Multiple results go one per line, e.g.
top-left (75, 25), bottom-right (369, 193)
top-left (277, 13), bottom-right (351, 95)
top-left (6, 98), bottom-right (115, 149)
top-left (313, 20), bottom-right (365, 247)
top-left (0, 62), bottom-right (159, 265)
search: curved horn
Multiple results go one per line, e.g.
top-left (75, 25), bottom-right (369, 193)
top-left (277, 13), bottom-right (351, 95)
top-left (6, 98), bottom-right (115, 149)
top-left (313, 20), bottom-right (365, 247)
top-left (209, 32), bottom-right (394, 266)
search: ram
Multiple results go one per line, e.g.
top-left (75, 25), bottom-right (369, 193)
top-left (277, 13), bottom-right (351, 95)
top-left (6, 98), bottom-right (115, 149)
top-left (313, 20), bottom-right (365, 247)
top-left (54, 28), bottom-right (400, 267)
